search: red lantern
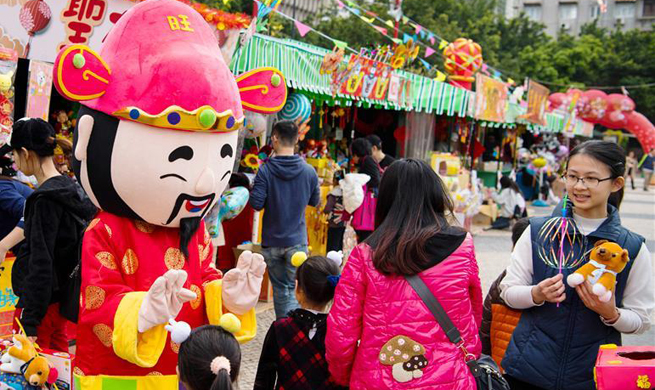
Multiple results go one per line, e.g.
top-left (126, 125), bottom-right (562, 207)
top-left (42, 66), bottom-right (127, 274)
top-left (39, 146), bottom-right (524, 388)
top-left (442, 38), bottom-right (483, 90)
top-left (19, 0), bottom-right (52, 57)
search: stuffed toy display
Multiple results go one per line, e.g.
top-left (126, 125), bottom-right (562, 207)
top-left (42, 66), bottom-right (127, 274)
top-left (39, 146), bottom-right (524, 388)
top-left (51, 0), bottom-right (286, 388)
top-left (567, 240), bottom-right (630, 302)
top-left (0, 334), bottom-right (58, 389)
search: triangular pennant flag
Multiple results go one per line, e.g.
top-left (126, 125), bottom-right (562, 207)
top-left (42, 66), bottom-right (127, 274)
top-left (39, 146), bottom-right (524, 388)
top-left (403, 33), bottom-right (411, 43)
top-left (507, 78), bottom-right (515, 85)
top-left (366, 10), bottom-right (377, 17)
top-left (439, 40), bottom-right (448, 50)
top-left (374, 25), bottom-right (388, 35)
top-left (425, 47), bottom-right (435, 58)
top-left (419, 30), bottom-right (427, 39)
top-left (351, 7), bottom-right (361, 15)
top-left (435, 70), bottom-right (446, 82)
top-left (414, 24), bottom-right (423, 35)
top-left (336, 0), bottom-right (345, 8)
top-left (428, 32), bottom-right (435, 44)
top-left (418, 58), bottom-right (431, 70)
top-left (333, 39), bottom-right (348, 49)
top-left (294, 20), bottom-right (311, 37)
top-left (402, 16), bottom-right (409, 24)
top-left (346, 0), bottom-right (356, 6)
top-left (392, 38), bottom-right (402, 45)
top-left (385, 19), bottom-right (395, 28)
top-left (360, 15), bottom-right (375, 23)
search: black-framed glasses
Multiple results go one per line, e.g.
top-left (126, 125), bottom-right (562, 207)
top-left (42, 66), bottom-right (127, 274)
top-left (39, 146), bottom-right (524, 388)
top-left (562, 174), bottom-right (614, 188)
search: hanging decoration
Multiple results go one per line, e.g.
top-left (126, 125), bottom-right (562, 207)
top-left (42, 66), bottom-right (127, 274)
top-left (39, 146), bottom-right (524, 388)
top-left (442, 38), bottom-right (483, 90)
top-left (320, 46), bottom-right (345, 75)
top-left (278, 92), bottom-right (312, 123)
top-left (549, 89), bottom-right (655, 151)
top-left (19, 0), bottom-right (51, 57)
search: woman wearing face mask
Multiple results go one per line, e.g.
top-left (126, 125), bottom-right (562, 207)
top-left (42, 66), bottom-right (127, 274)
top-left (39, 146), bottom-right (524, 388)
top-left (500, 140), bottom-right (654, 390)
top-left (2, 118), bottom-right (96, 350)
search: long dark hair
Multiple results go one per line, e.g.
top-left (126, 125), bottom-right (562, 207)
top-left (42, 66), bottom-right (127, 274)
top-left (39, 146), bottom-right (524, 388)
top-left (500, 176), bottom-right (520, 194)
top-left (368, 159), bottom-right (456, 275)
top-left (178, 325), bottom-right (241, 390)
top-left (567, 140), bottom-right (625, 209)
top-left (11, 118), bottom-right (71, 157)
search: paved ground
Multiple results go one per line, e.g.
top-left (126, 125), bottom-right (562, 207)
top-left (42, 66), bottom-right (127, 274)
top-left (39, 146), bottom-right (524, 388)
top-left (238, 179), bottom-right (655, 389)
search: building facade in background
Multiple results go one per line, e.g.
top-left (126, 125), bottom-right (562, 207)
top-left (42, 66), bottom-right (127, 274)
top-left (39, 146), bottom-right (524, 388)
top-left (278, 0), bottom-right (330, 21)
top-left (500, 0), bottom-right (654, 36)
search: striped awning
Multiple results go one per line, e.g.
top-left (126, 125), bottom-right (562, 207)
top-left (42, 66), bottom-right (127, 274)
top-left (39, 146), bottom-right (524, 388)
top-left (231, 34), bottom-right (470, 116)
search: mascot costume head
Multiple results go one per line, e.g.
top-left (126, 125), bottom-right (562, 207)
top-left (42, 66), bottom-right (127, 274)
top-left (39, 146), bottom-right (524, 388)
top-left (52, 1), bottom-right (285, 387)
top-left (54, 0), bottom-right (285, 253)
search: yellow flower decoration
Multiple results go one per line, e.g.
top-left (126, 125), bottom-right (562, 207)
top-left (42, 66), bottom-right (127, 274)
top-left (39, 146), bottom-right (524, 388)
top-left (637, 375), bottom-right (651, 389)
top-left (243, 153), bottom-right (260, 170)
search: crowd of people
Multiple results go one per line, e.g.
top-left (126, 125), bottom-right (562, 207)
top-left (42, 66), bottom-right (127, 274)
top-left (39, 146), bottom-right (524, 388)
top-left (0, 117), bottom-right (653, 390)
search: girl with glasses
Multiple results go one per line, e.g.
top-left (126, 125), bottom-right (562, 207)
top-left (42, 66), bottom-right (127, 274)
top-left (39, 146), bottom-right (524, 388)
top-left (499, 140), bottom-right (654, 390)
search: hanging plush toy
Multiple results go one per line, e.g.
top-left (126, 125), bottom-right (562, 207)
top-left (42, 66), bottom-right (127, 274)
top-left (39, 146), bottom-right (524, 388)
top-left (567, 240), bottom-right (630, 302)
top-left (51, 0), bottom-right (287, 388)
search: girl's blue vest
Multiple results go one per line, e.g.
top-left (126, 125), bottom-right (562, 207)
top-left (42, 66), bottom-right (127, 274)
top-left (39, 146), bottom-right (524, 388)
top-left (501, 203), bottom-right (644, 390)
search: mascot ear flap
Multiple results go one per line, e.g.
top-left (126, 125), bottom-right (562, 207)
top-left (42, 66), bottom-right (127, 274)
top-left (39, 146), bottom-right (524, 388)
top-left (621, 249), bottom-right (629, 263)
top-left (53, 45), bottom-right (112, 102)
top-left (75, 114), bottom-right (95, 161)
top-left (236, 67), bottom-right (287, 114)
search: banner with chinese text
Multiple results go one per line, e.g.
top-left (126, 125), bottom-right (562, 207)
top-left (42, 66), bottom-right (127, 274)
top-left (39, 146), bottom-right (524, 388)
top-left (474, 74), bottom-right (508, 122)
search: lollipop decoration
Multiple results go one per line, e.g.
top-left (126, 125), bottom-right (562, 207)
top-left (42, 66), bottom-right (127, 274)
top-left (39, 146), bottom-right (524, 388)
top-left (278, 92), bottom-right (312, 123)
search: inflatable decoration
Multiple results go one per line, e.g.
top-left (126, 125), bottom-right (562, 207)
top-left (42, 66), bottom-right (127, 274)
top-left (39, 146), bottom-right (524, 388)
top-left (278, 92), bottom-right (311, 123)
top-left (549, 89), bottom-right (655, 152)
top-left (442, 38), bottom-right (482, 90)
top-left (244, 111), bottom-right (267, 139)
top-left (52, 0), bottom-right (286, 388)
top-left (19, 0), bottom-right (51, 57)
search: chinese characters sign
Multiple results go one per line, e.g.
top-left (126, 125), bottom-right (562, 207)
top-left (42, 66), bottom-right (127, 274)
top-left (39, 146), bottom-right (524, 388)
top-left (59, 0), bottom-right (107, 50)
top-left (475, 74), bottom-right (508, 122)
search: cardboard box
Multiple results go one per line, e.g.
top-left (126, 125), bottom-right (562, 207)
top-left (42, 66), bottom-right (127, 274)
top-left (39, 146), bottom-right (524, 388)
top-left (232, 244), bottom-right (273, 302)
top-left (594, 344), bottom-right (655, 390)
top-left (41, 349), bottom-right (75, 389)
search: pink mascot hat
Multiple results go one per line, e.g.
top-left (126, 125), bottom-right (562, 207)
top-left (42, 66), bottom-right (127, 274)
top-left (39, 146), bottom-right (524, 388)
top-left (53, 0), bottom-right (287, 132)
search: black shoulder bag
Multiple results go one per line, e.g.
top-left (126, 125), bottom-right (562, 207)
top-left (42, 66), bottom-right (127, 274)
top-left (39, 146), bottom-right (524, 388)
top-left (405, 274), bottom-right (510, 390)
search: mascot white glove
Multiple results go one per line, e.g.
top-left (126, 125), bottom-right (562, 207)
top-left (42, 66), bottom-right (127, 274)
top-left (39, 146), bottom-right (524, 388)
top-left (222, 250), bottom-right (266, 315)
top-left (138, 270), bottom-right (197, 333)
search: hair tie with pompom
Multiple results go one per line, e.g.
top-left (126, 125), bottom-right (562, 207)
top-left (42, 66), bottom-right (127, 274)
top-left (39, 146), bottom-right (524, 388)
top-left (291, 251), bottom-right (308, 267)
top-left (210, 356), bottom-right (231, 376)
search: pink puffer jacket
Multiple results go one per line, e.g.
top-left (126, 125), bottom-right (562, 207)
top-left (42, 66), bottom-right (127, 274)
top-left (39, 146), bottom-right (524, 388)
top-left (326, 234), bottom-right (483, 389)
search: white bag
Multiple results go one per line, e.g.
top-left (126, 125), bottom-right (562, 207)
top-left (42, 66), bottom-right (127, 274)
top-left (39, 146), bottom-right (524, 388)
top-left (340, 173), bottom-right (370, 214)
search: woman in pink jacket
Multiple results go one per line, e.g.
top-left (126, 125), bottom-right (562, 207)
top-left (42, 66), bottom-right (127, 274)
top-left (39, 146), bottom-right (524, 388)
top-left (326, 159), bottom-right (483, 389)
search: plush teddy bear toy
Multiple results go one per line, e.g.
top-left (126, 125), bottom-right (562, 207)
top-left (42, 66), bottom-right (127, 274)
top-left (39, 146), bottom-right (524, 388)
top-left (567, 240), bottom-right (629, 302)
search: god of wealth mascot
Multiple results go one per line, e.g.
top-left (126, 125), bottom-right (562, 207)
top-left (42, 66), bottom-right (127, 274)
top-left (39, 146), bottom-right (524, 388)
top-left (51, 0), bottom-right (287, 388)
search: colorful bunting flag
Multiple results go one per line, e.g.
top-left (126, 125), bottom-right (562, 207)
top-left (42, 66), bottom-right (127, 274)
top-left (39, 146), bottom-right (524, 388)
top-left (365, 10), bottom-right (377, 17)
top-left (418, 58), bottom-right (431, 70)
top-left (385, 19), bottom-right (395, 28)
top-left (294, 20), bottom-right (311, 37)
top-left (425, 47), bottom-right (435, 58)
top-left (346, 0), bottom-right (356, 6)
top-left (402, 16), bottom-right (409, 24)
top-left (359, 15), bottom-right (375, 23)
top-left (439, 40), bottom-right (448, 50)
top-left (403, 33), bottom-right (411, 43)
top-left (392, 38), bottom-right (402, 45)
top-left (336, 0), bottom-right (345, 9)
top-left (414, 24), bottom-right (423, 35)
top-left (428, 32), bottom-right (435, 45)
top-left (351, 7), bottom-right (361, 15)
top-left (435, 71), bottom-right (447, 82)
top-left (334, 39), bottom-right (348, 49)
top-left (374, 25), bottom-right (388, 35)
top-left (507, 78), bottom-right (515, 85)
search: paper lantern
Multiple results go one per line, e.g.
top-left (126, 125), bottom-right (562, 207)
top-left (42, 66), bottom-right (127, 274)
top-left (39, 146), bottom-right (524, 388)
top-left (442, 38), bottom-right (482, 90)
top-left (278, 93), bottom-right (311, 123)
top-left (19, 0), bottom-right (51, 57)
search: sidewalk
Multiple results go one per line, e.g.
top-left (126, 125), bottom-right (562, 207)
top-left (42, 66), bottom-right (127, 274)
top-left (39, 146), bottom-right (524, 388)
top-left (238, 179), bottom-right (655, 389)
